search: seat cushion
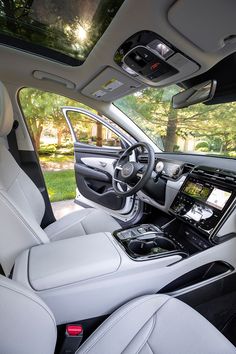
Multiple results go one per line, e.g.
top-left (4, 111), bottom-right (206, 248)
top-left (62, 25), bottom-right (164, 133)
top-left (44, 208), bottom-right (120, 241)
top-left (77, 295), bottom-right (236, 354)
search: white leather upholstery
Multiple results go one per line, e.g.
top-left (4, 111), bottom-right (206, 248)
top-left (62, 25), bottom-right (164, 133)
top-left (0, 143), bottom-right (49, 275)
top-left (0, 277), bottom-right (235, 354)
top-left (0, 81), bottom-right (120, 275)
top-left (0, 275), bottom-right (56, 354)
top-left (77, 295), bottom-right (236, 354)
top-left (44, 208), bottom-right (120, 241)
top-left (0, 81), bottom-right (13, 137)
top-left (27, 232), bottom-right (121, 290)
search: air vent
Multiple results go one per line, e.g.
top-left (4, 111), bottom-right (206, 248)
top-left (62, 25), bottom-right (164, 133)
top-left (183, 163), bottom-right (195, 173)
top-left (193, 166), bottom-right (236, 186)
top-left (138, 154), bottom-right (159, 163)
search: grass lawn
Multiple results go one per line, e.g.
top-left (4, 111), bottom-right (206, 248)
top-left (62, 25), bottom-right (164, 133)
top-left (43, 169), bottom-right (76, 202)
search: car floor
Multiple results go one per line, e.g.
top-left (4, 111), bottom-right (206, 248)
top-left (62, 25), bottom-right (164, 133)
top-left (196, 290), bottom-right (236, 346)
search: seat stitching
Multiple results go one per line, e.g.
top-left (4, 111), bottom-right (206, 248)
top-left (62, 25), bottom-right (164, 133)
top-left (147, 341), bottom-right (154, 354)
top-left (80, 219), bottom-right (87, 235)
top-left (0, 192), bottom-right (44, 244)
top-left (135, 315), bottom-right (155, 354)
top-left (4, 170), bottom-right (21, 191)
top-left (80, 296), bottom-right (170, 353)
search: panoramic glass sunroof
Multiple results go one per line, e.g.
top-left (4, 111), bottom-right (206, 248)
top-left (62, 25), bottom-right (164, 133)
top-left (0, 0), bottom-right (124, 65)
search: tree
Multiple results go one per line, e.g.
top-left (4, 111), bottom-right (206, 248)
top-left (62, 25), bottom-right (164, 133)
top-left (116, 87), bottom-right (236, 155)
top-left (19, 88), bottom-right (53, 150)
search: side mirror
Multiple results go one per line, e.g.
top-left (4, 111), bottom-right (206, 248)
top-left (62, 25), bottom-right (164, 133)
top-left (172, 80), bottom-right (217, 109)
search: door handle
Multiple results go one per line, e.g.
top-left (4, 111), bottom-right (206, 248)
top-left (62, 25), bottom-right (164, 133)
top-left (99, 161), bottom-right (107, 168)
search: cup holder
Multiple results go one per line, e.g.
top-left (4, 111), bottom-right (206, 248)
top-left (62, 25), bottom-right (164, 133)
top-left (128, 236), bottom-right (176, 256)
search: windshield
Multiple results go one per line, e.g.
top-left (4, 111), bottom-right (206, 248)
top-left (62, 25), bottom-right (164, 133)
top-left (115, 87), bottom-right (236, 158)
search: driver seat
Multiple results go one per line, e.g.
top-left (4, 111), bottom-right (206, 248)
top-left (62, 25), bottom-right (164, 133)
top-left (0, 81), bottom-right (120, 275)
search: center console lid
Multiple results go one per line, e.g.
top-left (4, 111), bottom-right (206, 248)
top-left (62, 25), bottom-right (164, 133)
top-left (14, 233), bottom-right (121, 291)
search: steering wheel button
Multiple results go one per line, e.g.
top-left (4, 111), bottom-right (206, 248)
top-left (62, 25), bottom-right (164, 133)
top-left (138, 227), bottom-right (146, 234)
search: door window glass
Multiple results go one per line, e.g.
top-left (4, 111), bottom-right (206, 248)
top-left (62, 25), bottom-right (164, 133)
top-left (67, 111), bottom-right (122, 148)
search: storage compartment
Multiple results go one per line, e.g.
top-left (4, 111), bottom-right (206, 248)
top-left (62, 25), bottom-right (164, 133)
top-left (159, 261), bottom-right (233, 293)
top-left (128, 236), bottom-right (176, 256)
top-left (24, 233), bottom-right (121, 291)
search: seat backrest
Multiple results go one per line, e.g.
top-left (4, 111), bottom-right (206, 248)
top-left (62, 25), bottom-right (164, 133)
top-left (0, 274), bottom-right (56, 354)
top-left (0, 82), bottom-right (49, 275)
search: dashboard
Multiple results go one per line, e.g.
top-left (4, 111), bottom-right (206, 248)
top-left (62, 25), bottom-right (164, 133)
top-left (138, 153), bottom-right (236, 240)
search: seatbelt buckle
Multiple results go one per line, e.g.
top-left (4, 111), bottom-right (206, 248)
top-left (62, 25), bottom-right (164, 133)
top-left (60, 324), bottom-right (83, 354)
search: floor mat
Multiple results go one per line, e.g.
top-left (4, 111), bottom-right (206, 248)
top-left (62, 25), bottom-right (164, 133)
top-left (195, 290), bottom-right (236, 346)
top-left (222, 315), bottom-right (236, 347)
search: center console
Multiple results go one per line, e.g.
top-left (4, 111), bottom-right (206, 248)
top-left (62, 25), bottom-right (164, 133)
top-left (114, 224), bottom-right (187, 261)
top-left (115, 166), bottom-right (236, 261)
top-left (169, 166), bottom-right (236, 237)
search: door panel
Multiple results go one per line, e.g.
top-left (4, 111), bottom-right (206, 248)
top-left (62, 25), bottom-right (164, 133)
top-left (74, 146), bottom-right (126, 211)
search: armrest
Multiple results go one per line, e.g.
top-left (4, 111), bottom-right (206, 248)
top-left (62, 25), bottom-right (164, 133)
top-left (14, 232), bottom-right (121, 291)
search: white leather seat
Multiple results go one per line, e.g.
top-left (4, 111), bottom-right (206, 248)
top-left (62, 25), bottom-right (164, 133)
top-left (0, 81), bottom-right (120, 275)
top-left (1, 275), bottom-right (236, 354)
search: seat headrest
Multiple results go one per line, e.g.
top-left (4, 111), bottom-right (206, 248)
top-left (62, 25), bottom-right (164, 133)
top-left (0, 81), bottom-right (14, 137)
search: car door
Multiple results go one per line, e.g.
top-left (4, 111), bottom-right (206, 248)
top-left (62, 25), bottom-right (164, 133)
top-left (62, 107), bottom-right (141, 222)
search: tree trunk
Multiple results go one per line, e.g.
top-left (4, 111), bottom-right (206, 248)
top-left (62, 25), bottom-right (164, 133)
top-left (164, 107), bottom-right (178, 152)
top-left (96, 121), bottom-right (103, 147)
top-left (57, 128), bottom-right (63, 147)
top-left (34, 125), bottom-right (43, 151)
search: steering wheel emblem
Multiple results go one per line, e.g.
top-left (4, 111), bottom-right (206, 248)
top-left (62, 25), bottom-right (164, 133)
top-left (121, 162), bottom-right (134, 178)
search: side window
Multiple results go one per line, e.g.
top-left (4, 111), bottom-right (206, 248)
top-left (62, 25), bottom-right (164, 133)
top-left (67, 111), bottom-right (123, 148)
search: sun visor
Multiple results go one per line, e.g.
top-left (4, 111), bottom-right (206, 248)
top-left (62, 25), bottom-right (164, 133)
top-left (81, 67), bottom-right (142, 102)
top-left (168, 0), bottom-right (236, 53)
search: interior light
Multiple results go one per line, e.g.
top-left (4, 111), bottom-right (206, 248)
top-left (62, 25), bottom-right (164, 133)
top-left (156, 43), bottom-right (170, 57)
top-left (147, 40), bottom-right (174, 59)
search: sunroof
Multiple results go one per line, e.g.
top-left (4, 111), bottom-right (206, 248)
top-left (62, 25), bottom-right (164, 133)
top-left (0, 0), bottom-right (124, 66)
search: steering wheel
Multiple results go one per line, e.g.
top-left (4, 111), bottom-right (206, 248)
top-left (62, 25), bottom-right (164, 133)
top-left (112, 142), bottom-right (155, 197)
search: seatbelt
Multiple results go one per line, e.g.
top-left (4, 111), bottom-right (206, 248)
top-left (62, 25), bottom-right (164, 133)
top-left (0, 264), bottom-right (5, 276)
top-left (7, 120), bottom-right (21, 165)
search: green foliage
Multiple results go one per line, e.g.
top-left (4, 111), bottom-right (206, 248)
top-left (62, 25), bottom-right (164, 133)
top-left (19, 87), bottom-right (93, 150)
top-left (39, 143), bottom-right (74, 156)
top-left (0, 0), bottom-right (124, 61)
top-left (116, 87), bottom-right (236, 156)
top-left (43, 169), bottom-right (76, 202)
top-left (195, 142), bottom-right (210, 152)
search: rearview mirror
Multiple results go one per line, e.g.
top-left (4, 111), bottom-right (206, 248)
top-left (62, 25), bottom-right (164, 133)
top-left (172, 80), bottom-right (217, 109)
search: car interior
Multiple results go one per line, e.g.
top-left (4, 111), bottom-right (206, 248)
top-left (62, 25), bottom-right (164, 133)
top-left (1, 0), bottom-right (236, 353)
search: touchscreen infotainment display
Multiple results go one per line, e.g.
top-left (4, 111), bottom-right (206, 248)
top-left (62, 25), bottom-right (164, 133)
top-left (183, 181), bottom-right (211, 201)
top-left (183, 180), bottom-right (232, 210)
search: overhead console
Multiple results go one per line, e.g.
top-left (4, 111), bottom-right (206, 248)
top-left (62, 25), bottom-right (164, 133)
top-left (170, 166), bottom-right (236, 237)
top-left (114, 31), bottom-right (199, 86)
